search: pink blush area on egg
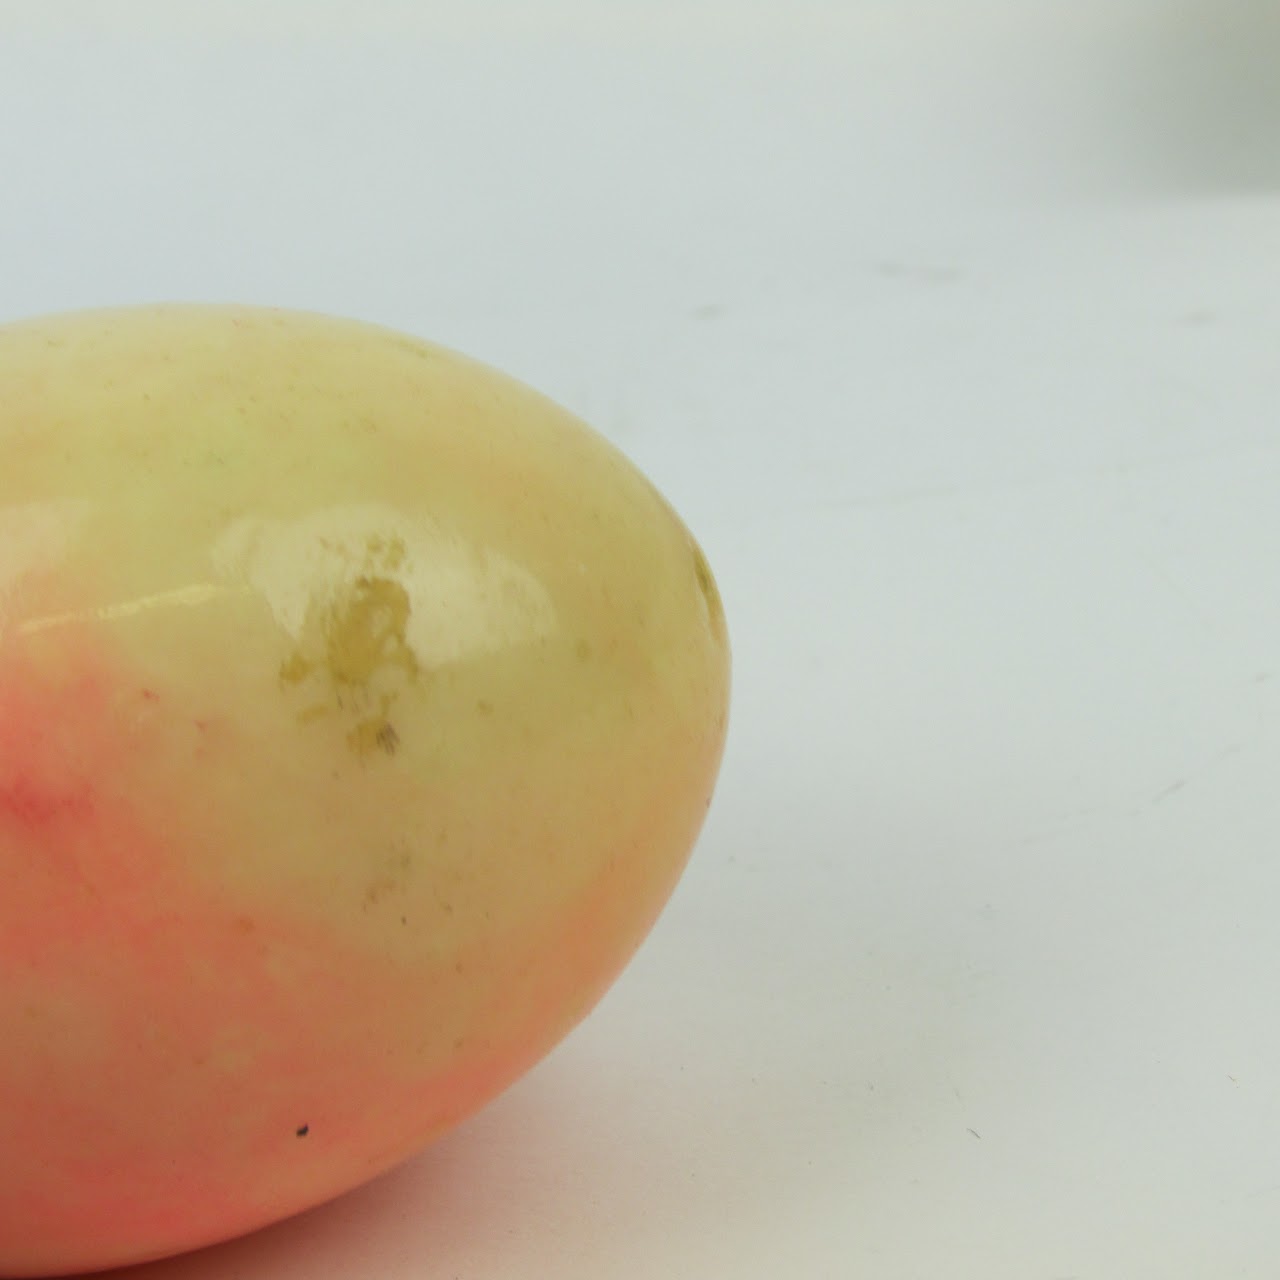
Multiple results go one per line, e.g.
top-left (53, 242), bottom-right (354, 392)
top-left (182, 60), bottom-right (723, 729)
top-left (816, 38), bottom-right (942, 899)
top-left (0, 634), bottom-right (456, 1273)
top-left (0, 621), bottom-right (682, 1277)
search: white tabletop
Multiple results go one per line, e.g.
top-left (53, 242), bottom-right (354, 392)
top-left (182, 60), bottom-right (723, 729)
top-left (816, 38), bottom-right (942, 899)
top-left (3, 3), bottom-right (1280, 1276)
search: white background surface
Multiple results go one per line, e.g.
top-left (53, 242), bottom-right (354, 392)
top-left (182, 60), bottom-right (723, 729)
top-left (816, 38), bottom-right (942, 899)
top-left (4, 2), bottom-right (1280, 1276)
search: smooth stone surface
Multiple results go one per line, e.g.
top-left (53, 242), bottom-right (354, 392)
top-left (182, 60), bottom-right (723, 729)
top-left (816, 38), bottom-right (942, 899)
top-left (0, 305), bottom-right (729, 1276)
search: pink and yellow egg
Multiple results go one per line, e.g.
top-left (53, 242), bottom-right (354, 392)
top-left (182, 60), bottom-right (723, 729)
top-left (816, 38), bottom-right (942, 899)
top-left (0, 306), bottom-right (729, 1276)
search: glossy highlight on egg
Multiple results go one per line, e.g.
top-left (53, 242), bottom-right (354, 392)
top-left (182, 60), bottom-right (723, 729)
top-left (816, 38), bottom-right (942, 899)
top-left (0, 305), bottom-right (730, 1276)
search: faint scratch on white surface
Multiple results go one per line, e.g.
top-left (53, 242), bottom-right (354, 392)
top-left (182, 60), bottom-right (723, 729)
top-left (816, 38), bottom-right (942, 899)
top-left (826, 439), bottom-right (1280, 516)
top-left (1149, 736), bottom-right (1255, 809)
top-left (874, 261), bottom-right (964, 285)
top-left (825, 461), bottom-right (1123, 512)
top-left (1179, 307), bottom-right (1216, 327)
top-left (1150, 776), bottom-right (1190, 804)
top-left (829, 483), bottom-right (968, 511)
top-left (1135, 549), bottom-right (1217, 636)
top-left (1239, 1183), bottom-right (1280, 1202)
top-left (1012, 728), bottom-right (1261, 850)
top-left (1012, 799), bottom-right (1145, 851)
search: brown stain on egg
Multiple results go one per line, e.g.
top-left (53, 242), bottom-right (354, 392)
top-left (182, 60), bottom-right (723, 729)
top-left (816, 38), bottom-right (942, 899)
top-left (690, 540), bottom-right (725, 636)
top-left (363, 849), bottom-right (415, 910)
top-left (322, 576), bottom-right (418, 688)
top-left (346, 698), bottom-right (400, 759)
top-left (278, 537), bottom-right (422, 756)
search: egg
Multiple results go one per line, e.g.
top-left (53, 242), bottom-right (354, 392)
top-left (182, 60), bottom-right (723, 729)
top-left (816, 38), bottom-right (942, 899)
top-left (0, 305), bottom-right (730, 1276)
